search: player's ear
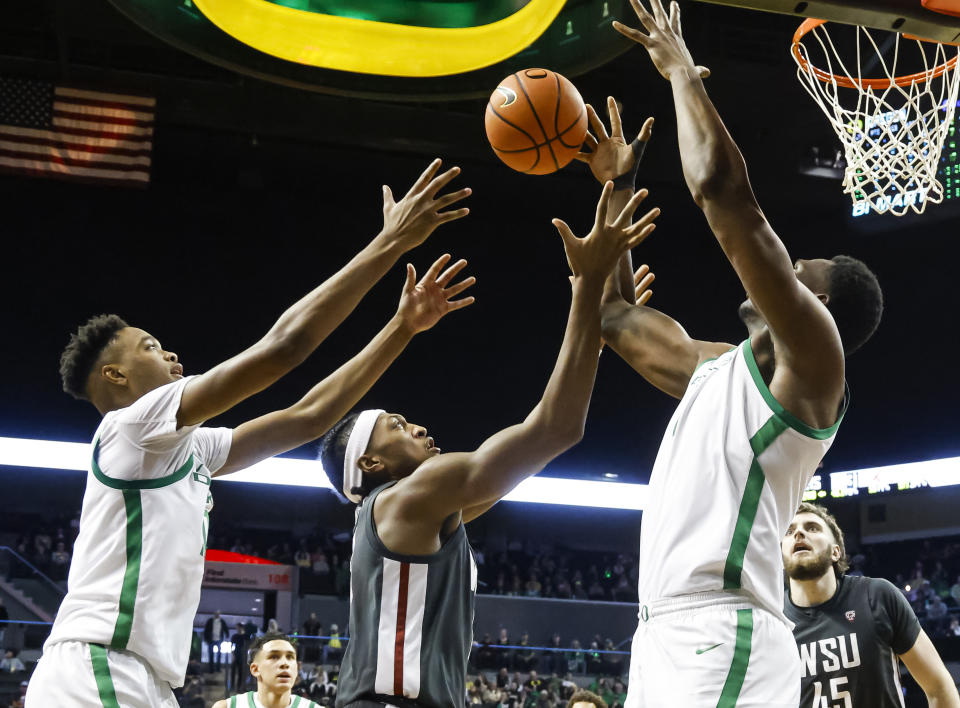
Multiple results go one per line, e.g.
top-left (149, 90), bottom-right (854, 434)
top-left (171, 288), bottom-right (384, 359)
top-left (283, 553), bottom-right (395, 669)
top-left (101, 363), bottom-right (128, 387)
top-left (358, 454), bottom-right (383, 474)
top-left (249, 660), bottom-right (260, 680)
top-left (831, 544), bottom-right (842, 562)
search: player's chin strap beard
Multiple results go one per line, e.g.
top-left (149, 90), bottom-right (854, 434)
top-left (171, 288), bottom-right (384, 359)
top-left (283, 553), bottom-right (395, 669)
top-left (342, 409), bottom-right (384, 504)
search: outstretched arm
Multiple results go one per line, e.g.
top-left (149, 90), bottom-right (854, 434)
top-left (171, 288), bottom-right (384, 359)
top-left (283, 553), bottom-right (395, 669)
top-left (381, 183), bottom-right (659, 532)
top-left (579, 96), bottom-right (731, 397)
top-left (177, 160), bottom-right (471, 428)
top-left (900, 631), bottom-right (960, 708)
top-left (215, 255), bottom-right (476, 476)
top-left (615, 1), bottom-right (845, 422)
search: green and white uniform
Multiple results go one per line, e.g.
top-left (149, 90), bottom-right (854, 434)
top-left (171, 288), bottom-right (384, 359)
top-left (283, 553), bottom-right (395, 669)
top-left (626, 340), bottom-right (846, 708)
top-left (227, 692), bottom-right (322, 708)
top-left (26, 377), bottom-right (232, 707)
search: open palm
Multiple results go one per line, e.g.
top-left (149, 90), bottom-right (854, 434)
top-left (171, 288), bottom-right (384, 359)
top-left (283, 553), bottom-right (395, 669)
top-left (397, 254), bottom-right (476, 333)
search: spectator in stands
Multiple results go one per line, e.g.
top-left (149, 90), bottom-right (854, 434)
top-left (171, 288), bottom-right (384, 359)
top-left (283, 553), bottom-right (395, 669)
top-left (295, 541), bottom-right (312, 572)
top-left (948, 616), bottom-right (960, 637)
top-left (525, 670), bottom-right (544, 694)
top-left (586, 577), bottom-right (605, 602)
top-left (482, 675), bottom-right (503, 705)
top-left (544, 634), bottom-right (564, 674)
top-left (525, 571), bottom-right (542, 598)
top-left (567, 688), bottom-right (607, 708)
top-left (308, 665), bottom-right (337, 701)
top-left (323, 623), bottom-right (343, 665)
top-left (230, 623), bottom-right (249, 690)
top-left (1, 649), bottom-right (25, 672)
top-left (565, 639), bottom-right (585, 675)
top-left (950, 575), bottom-right (960, 607)
top-left (516, 632), bottom-right (538, 672)
top-left (204, 610), bottom-right (229, 673)
top-left (497, 628), bottom-right (514, 670)
top-left (267, 618), bottom-right (282, 634)
top-left (496, 667), bottom-right (510, 689)
top-left (600, 639), bottom-right (623, 678)
top-left (179, 674), bottom-right (206, 708)
top-left (555, 575), bottom-right (572, 600)
top-left (475, 632), bottom-right (497, 670)
top-left (49, 541), bottom-right (70, 580)
top-left (926, 594), bottom-right (949, 635)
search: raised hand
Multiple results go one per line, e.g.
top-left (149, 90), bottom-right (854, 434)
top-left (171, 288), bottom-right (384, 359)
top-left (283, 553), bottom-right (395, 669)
top-left (634, 263), bottom-right (655, 306)
top-left (381, 159), bottom-right (472, 251)
top-left (396, 253), bottom-right (476, 334)
top-left (613, 0), bottom-right (710, 82)
top-left (576, 97), bottom-right (654, 184)
top-left (553, 182), bottom-right (659, 286)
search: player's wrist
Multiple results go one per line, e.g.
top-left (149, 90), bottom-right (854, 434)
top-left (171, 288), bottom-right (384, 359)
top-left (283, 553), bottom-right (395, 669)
top-left (611, 139), bottom-right (647, 192)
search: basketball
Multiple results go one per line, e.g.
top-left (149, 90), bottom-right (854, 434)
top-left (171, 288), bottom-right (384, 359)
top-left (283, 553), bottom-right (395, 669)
top-left (484, 68), bottom-right (588, 175)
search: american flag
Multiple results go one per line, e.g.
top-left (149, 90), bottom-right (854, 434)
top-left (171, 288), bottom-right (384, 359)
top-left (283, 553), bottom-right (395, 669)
top-left (0, 77), bottom-right (154, 186)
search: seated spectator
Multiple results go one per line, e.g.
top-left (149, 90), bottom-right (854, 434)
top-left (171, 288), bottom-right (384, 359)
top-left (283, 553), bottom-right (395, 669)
top-left (948, 616), bottom-right (960, 637)
top-left (609, 681), bottom-right (627, 708)
top-left (294, 541), bottom-right (312, 570)
top-left (566, 639), bottom-right (585, 675)
top-left (496, 628), bottom-right (514, 671)
top-left (926, 595), bottom-right (949, 635)
top-left (324, 624), bottom-right (344, 664)
top-left (600, 639), bottom-right (623, 677)
top-left (516, 633), bottom-right (538, 672)
top-left (179, 674), bottom-right (206, 708)
top-left (49, 542), bottom-right (70, 580)
top-left (544, 633), bottom-right (564, 674)
top-left (525, 670), bottom-right (544, 694)
top-left (1, 649), bottom-right (25, 672)
top-left (496, 667), bottom-right (510, 689)
top-left (525, 571), bottom-right (542, 598)
top-left (476, 633), bottom-right (497, 670)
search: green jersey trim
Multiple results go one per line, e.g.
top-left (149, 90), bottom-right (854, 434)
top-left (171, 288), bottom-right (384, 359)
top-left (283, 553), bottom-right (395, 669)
top-left (229, 696), bottom-right (236, 708)
top-left (247, 692), bottom-right (257, 708)
top-left (110, 489), bottom-right (143, 648)
top-left (722, 415), bottom-right (788, 590)
top-left (716, 609), bottom-right (754, 708)
top-left (89, 644), bottom-right (121, 708)
top-left (92, 437), bottom-right (196, 490)
top-left (742, 339), bottom-right (846, 440)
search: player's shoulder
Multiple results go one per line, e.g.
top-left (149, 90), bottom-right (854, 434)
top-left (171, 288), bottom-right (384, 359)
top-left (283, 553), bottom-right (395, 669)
top-left (211, 699), bottom-right (230, 708)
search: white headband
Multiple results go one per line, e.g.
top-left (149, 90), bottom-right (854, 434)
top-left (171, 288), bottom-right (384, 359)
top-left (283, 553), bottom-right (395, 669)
top-left (342, 409), bottom-right (384, 504)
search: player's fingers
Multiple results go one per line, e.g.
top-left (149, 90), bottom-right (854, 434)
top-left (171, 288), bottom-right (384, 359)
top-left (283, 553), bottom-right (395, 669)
top-left (612, 21), bottom-right (651, 46)
top-left (404, 263), bottom-right (417, 291)
top-left (434, 187), bottom-right (472, 210)
top-left (636, 288), bottom-right (653, 306)
top-left (437, 207), bottom-right (470, 223)
top-left (436, 258), bottom-right (469, 287)
top-left (607, 96), bottom-right (624, 139)
top-left (636, 271), bottom-right (656, 294)
top-left (443, 275), bottom-right (477, 299)
top-left (583, 132), bottom-right (599, 151)
top-left (552, 218), bottom-right (577, 249)
top-left (650, 0), bottom-right (669, 28)
top-left (422, 253), bottom-right (452, 284)
top-left (574, 152), bottom-right (593, 163)
top-left (697, 65), bottom-right (711, 79)
top-left (410, 158), bottom-right (442, 194)
top-left (637, 116), bottom-right (655, 142)
top-left (626, 0), bottom-right (657, 32)
top-left (669, 0), bottom-right (681, 34)
top-left (586, 104), bottom-right (609, 141)
top-left (625, 223), bottom-right (656, 249)
top-left (612, 188), bottom-right (650, 227)
top-left (595, 181), bottom-right (615, 226)
top-left (633, 263), bottom-right (650, 283)
top-left (426, 166), bottom-right (462, 197)
top-left (445, 296), bottom-right (476, 312)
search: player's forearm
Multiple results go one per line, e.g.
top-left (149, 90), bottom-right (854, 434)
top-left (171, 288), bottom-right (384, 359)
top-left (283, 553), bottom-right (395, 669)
top-left (609, 188), bottom-right (637, 304)
top-left (259, 233), bottom-right (407, 368)
top-left (528, 278), bottom-right (604, 445)
top-left (670, 72), bottom-right (751, 208)
top-left (925, 678), bottom-right (960, 707)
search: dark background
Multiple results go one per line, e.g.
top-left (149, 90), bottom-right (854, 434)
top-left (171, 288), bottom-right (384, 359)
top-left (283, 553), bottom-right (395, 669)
top-left (1, 0), bottom-right (957, 490)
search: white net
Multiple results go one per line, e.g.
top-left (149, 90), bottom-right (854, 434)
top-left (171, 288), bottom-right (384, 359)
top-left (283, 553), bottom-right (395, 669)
top-left (792, 23), bottom-right (960, 216)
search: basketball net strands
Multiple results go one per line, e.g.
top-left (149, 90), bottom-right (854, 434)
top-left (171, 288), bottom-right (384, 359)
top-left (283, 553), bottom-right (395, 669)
top-left (792, 20), bottom-right (960, 216)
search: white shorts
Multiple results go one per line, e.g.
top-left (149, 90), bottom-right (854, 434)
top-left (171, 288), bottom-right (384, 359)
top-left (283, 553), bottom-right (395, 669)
top-left (25, 640), bottom-right (178, 708)
top-left (625, 592), bottom-right (800, 708)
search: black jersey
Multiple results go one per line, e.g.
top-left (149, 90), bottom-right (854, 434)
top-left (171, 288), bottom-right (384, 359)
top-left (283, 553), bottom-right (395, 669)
top-left (785, 574), bottom-right (921, 708)
top-left (337, 482), bottom-right (477, 708)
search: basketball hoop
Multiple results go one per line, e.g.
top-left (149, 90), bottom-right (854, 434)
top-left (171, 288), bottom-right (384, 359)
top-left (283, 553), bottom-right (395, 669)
top-left (791, 19), bottom-right (960, 216)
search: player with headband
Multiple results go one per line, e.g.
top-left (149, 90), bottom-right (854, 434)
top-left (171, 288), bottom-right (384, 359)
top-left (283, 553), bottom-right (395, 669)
top-left (27, 160), bottom-right (474, 708)
top-left (319, 182), bottom-right (660, 708)
top-left (589, 1), bottom-right (886, 706)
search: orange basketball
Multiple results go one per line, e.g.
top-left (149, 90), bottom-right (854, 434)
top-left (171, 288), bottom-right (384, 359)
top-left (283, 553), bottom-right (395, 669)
top-left (484, 68), bottom-right (588, 175)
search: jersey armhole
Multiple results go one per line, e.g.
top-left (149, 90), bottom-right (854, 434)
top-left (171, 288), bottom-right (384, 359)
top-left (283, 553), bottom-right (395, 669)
top-left (92, 437), bottom-right (195, 490)
top-left (742, 339), bottom-right (849, 440)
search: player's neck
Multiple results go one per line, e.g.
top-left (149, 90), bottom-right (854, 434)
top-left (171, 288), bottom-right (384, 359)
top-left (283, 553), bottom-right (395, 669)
top-left (256, 684), bottom-right (292, 708)
top-left (789, 570), bottom-right (838, 607)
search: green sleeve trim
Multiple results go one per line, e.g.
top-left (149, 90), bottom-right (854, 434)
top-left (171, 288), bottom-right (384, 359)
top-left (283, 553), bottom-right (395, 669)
top-left (109, 489), bottom-right (143, 649)
top-left (92, 437), bottom-right (195, 490)
top-left (247, 692), bottom-right (258, 708)
top-left (742, 339), bottom-right (847, 440)
top-left (292, 697), bottom-right (302, 707)
top-left (722, 415), bottom-right (788, 590)
top-left (715, 609), bottom-right (754, 708)
top-left (89, 644), bottom-right (121, 708)
top-left (229, 696), bottom-right (236, 708)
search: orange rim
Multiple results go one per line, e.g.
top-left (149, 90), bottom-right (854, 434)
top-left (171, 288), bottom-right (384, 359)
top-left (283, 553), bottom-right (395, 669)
top-left (791, 18), bottom-right (959, 89)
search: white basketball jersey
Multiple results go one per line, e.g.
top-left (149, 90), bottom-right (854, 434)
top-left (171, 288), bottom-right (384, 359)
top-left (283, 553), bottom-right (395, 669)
top-left (636, 340), bottom-right (846, 624)
top-left (46, 377), bottom-right (232, 688)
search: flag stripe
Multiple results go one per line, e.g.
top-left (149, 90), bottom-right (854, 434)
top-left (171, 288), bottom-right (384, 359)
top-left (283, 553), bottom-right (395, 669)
top-left (55, 101), bottom-right (155, 123)
top-left (46, 123), bottom-right (154, 142)
top-left (55, 86), bottom-right (156, 107)
top-left (0, 131), bottom-right (152, 157)
top-left (0, 147), bottom-right (150, 172)
top-left (55, 97), bottom-right (156, 115)
top-left (53, 109), bottom-right (154, 129)
top-left (52, 117), bottom-right (153, 137)
top-left (0, 155), bottom-right (149, 181)
top-left (0, 138), bottom-right (152, 164)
